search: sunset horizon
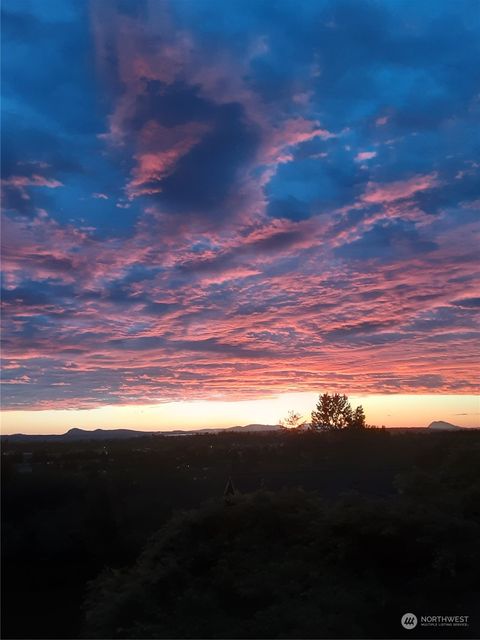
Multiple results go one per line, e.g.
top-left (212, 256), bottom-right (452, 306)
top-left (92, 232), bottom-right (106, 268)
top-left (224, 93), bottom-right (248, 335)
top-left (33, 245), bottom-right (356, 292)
top-left (2, 1), bottom-right (479, 433)
top-left (1, 393), bottom-right (479, 435)
top-left (2, 2), bottom-right (480, 638)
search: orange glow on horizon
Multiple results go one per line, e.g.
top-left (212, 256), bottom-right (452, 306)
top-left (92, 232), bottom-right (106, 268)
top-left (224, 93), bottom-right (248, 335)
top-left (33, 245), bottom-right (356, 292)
top-left (1, 393), bottom-right (478, 435)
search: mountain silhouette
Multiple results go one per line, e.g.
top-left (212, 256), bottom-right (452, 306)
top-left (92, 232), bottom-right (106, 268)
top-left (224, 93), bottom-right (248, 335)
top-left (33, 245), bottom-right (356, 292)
top-left (2, 424), bottom-right (282, 442)
top-left (427, 420), bottom-right (463, 431)
top-left (226, 423), bottom-right (281, 432)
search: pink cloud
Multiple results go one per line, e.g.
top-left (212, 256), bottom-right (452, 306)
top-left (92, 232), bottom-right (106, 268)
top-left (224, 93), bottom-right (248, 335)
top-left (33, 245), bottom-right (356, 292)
top-left (3, 175), bottom-right (62, 189)
top-left (2, 173), bottom-right (63, 200)
top-left (126, 121), bottom-right (210, 199)
top-left (355, 150), bottom-right (377, 162)
top-left (261, 117), bottom-right (336, 167)
top-left (362, 173), bottom-right (439, 204)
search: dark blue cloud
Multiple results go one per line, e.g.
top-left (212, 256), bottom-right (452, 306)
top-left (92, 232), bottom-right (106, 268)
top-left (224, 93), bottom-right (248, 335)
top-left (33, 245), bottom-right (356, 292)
top-left (335, 221), bottom-right (438, 262)
top-left (267, 197), bottom-right (311, 222)
top-left (148, 102), bottom-right (260, 218)
top-left (129, 80), bottom-right (216, 130)
top-left (1, 281), bottom-right (75, 308)
top-left (451, 297), bottom-right (480, 309)
top-left (266, 145), bottom-right (368, 218)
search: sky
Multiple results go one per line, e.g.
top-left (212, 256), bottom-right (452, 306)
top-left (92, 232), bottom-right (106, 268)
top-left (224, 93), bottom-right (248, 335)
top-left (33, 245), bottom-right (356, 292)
top-left (1, 0), bottom-right (479, 433)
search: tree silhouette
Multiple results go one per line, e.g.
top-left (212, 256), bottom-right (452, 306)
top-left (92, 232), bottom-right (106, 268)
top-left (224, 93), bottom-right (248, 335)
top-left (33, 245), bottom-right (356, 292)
top-left (311, 393), bottom-right (352, 430)
top-left (310, 393), bottom-right (367, 430)
top-left (279, 410), bottom-right (305, 430)
top-left (350, 405), bottom-right (366, 429)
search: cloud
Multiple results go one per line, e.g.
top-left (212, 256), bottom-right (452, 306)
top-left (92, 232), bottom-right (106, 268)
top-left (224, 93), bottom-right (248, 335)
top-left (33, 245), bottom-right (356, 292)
top-left (362, 173), bottom-right (439, 204)
top-left (334, 220), bottom-right (438, 262)
top-left (451, 297), bottom-right (480, 309)
top-left (355, 151), bottom-right (377, 162)
top-left (148, 102), bottom-right (259, 219)
top-left (1, 0), bottom-right (479, 409)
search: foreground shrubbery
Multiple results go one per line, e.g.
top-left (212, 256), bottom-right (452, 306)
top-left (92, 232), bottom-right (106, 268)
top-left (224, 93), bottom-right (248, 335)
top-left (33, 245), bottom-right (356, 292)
top-left (84, 447), bottom-right (480, 639)
top-left (3, 431), bottom-right (479, 638)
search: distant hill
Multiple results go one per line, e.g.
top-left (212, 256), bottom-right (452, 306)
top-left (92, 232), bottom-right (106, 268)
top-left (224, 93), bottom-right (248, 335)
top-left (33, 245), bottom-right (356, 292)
top-left (427, 420), bottom-right (463, 431)
top-left (1, 424), bottom-right (282, 442)
top-left (2, 428), bottom-right (156, 443)
top-left (64, 428), bottom-right (154, 440)
top-left (3, 421), bottom-right (473, 442)
top-left (226, 423), bottom-right (281, 433)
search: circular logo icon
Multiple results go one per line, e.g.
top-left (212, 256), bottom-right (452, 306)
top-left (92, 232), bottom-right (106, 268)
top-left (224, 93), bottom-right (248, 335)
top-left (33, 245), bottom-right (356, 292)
top-left (401, 613), bottom-right (418, 629)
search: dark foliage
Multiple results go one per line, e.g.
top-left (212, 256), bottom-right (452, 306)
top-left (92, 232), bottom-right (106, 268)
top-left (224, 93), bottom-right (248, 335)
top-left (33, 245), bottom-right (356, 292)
top-left (2, 430), bottom-right (480, 639)
top-left (82, 440), bottom-right (480, 638)
top-left (310, 393), bottom-right (366, 431)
